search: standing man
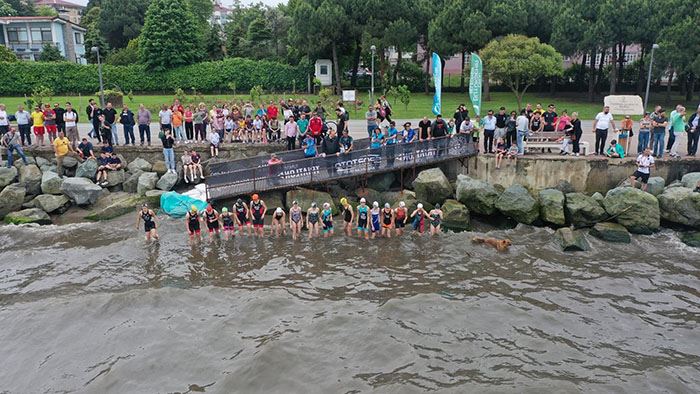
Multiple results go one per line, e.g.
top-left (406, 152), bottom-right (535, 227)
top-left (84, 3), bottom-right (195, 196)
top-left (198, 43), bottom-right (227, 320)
top-left (53, 130), bottom-right (79, 177)
top-left (0, 104), bottom-right (9, 136)
top-left (592, 105), bottom-right (615, 155)
top-left (63, 102), bottom-right (79, 149)
top-left (431, 115), bottom-right (448, 157)
top-left (687, 105), bottom-right (700, 157)
top-left (87, 99), bottom-right (102, 142)
top-left (43, 103), bottom-right (57, 143)
top-left (31, 105), bottom-right (45, 146)
top-left (629, 148), bottom-right (655, 192)
top-left (482, 110), bottom-right (497, 153)
top-left (102, 102), bottom-right (118, 146)
top-left (668, 106), bottom-right (686, 158)
top-left (418, 116), bottom-right (431, 141)
top-left (284, 115), bottom-right (299, 151)
top-left (159, 104), bottom-right (173, 135)
top-left (494, 106), bottom-right (508, 141)
top-left (2, 127), bottom-right (29, 167)
top-left (366, 105), bottom-right (378, 139)
top-left (651, 107), bottom-right (668, 158)
top-left (516, 109), bottom-right (529, 156)
top-left (120, 104), bottom-right (136, 146)
top-left (14, 104), bottom-right (31, 146)
top-left (666, 104), bottom-right (682, 153)
top-left (53, 103), bottom-right (66, 136)
top-left (137, 104), bottom-right (152, 146)
top-left (542, 104), bottom-right (558, 132)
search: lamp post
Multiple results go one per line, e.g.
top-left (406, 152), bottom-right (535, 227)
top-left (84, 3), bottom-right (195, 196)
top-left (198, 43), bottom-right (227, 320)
top-left (644, 43), bottom-right (660, 111)
top-left (370, 45), bottom-right (376, 105)
top-left (91, 46), bottom-right (105, 108)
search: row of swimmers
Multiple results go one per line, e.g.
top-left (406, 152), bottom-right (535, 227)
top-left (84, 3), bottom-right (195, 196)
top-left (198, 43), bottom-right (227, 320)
top-left (136, 193), bottom-right (446, 242)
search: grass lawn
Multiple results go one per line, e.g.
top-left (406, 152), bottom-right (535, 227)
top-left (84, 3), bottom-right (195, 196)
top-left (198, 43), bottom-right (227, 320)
top-left (0, 91), bottom-right (694, 122)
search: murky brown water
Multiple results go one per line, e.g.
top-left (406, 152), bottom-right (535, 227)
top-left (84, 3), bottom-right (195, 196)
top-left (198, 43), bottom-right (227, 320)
top-left (1, 217), bottom-right (699, 393)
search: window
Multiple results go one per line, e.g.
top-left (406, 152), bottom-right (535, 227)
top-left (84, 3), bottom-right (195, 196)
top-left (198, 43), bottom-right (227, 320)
top-left (320, 65), bottom-right (328, 75)
top-left (74, 32), bottom-right (83, 44)
top-left (30, 27), bottom-right (52, 43)
top-left (7, 27), bottom-right (28, 44)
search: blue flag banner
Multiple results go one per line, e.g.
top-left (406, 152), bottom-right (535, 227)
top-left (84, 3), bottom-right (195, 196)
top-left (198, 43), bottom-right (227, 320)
top-left (432, 52), bottom-right (441, 115)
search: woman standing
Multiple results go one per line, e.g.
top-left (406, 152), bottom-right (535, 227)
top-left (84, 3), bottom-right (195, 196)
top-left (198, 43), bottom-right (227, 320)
top-left (356, 198), bottom-right (370, 240)
top-left (410, 203), bottom-right (429, 235)
top-left (638, 112), bottom-right (652, 154)
top-left (289, 201), bottom-right (303, 240)
top-left (221, 207), bottom-right (235, 240)
top-left (370, 201), bottom-right (381, 239)
top-left (136, 203), bottom-right (159, 242)
top-left (380, 203), bottom-right (394, 238)
top-left (193, 103), bottom-right (207, 143)
top-left (428, 204), bottom-right (443, 235)
top-left (340, 198), bottom-right (354, 236)
top-left (271, 207), bottom-right (286, 237)
top-left (306, 202), bottom-right (321, 239)
top-left (570, 112), bottom-right (583, 157)
top-left (321, 203), bottom-right (334, 238)
top-left (184, 105), bottom-right (194, 143)
top-left (394, 201), bottom-right (408, 236)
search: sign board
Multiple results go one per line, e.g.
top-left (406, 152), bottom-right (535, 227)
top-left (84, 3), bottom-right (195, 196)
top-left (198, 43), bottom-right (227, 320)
top-left (604, 95), bottom-right (644, 115)
top-left (342, 90), bottom-right (356, 102)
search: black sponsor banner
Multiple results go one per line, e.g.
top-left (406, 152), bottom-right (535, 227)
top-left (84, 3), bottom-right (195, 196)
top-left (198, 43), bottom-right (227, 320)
top-left (206, 135), bottom-right (476, 200)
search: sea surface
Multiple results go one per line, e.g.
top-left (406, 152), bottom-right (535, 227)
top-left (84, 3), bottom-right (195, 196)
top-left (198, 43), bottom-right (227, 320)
top-left (0, 216), bottom-right (699, 393)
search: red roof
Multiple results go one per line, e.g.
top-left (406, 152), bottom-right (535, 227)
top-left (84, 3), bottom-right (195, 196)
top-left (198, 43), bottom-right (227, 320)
top-left (34, 0), bottom-right (84, 9)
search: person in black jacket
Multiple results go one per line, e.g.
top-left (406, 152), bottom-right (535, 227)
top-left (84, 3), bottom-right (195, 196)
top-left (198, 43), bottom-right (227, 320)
top-left (53, 103), bottom-right (66, 135)
top-left (687, 105), bottom-right (700, 156)
top-left (570, 112), bottom-right (583, 157)
top-left (87, 99), bottom-right (102, 142)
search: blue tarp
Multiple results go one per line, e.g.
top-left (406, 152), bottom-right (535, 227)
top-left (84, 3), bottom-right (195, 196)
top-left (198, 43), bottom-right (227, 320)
top-left (160, 191), bottom-right (208, 218)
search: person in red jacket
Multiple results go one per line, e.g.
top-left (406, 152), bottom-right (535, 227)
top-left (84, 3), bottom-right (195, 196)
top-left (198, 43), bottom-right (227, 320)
top-left (309, 113), bottom-right (323, 145)
top-left (266, 101), bottom-right (278, 121)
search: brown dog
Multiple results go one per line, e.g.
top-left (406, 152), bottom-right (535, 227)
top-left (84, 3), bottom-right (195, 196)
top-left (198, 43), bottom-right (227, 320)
top-left (472, 236), bottom-right (512, 252)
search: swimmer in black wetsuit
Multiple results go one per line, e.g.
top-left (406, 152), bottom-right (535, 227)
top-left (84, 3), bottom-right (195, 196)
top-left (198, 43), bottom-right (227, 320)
top-left (136, 203), bottom-right (159, 241)
top-left (221, 207), bottom-right (235, 240)
top-left (233, 198), bottom-right (252, 236)
top-left (249, 193), bottom-right (267, 237)
top-left (306, 202), bottom-right (320, 239)
top-left (380, 202), bottom-right (394, 238)
top-left (428, 203), bottom-right (443, 235)
top-left (340, 197), bottom-right (354, 236)
top-left (271, 207), bottom-right (286, 237)
top-left (185, 205), bottom-right (202, 242)
top-left (204, 204), bottom-right (221, 239)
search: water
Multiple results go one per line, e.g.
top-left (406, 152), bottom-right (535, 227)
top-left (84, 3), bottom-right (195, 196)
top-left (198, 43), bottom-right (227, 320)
top-left (1, 217), bottom-right (699, 393)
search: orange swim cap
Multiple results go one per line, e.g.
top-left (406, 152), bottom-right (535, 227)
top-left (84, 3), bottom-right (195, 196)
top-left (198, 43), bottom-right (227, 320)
top-left (252, 193), bottom-right (259, 201)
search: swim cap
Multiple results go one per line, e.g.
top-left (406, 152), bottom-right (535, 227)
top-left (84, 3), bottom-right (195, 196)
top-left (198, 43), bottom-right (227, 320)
top-left (323, 202), bottom-right (330, 208)
top-left (276, 207), bottom-right (283, 214)
top-left (142, 203), bottom-right (148, 208)
top-left (360, 198), bottom-right (366, 203)
top-left (190, 205), bottom-right (198, 211)
top-left (435, 203), bottom-right (441, 209)
top-left (340, 197), bottom-right (348, 205)
top-left (311, 202), bottom-right (317, 207)
top-left (384, 203), bottom-right (390, 208)
top-left (292, 200), bottom-right (298, 205)
top-left (417, 203), bottom-right (423, 209)
top-left (252, 193), bottom-right (259, 201)
top-left (399, 201), bottom-right (405, 208)
top-left (373, 201), bottom-right (379, 207)
top-left (222, 207), bottom-right (228, 213)
top-left (206, 204), bottom-right (213, 211)
top-left (236, 198), bottom-right (243, 205)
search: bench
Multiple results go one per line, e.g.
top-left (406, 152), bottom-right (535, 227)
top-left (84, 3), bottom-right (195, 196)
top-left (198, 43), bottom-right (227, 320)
top-left (524, 132), bottom-right (590, 155)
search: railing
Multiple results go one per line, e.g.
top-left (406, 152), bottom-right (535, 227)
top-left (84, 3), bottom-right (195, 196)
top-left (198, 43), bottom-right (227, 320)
top-left (205, 134), bottom-right (477, 201)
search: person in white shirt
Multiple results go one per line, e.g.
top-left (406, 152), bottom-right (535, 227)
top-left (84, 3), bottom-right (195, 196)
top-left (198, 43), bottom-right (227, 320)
top-left (0, 104), bottom-right (9, 136)
top-left (592, 105), bottom-right (616, 155)
top-left (158, 105), bottom-right (172, 132)
top-left (482, 110), bottom-right (497, 153)
top-left (629, 148), bottom-right (655, 192)
top-left (14, 104), bottom-right (31, 146)
top-left (515, 109), bottom-right (530, 155)
top-left (63, 102), bottom-right (79, 148)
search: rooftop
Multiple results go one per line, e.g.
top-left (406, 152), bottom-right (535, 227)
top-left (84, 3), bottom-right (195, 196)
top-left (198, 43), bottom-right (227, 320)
top-left (34, 0), bottom-right (84, 9)
top-left (0, 16), bottom-right (86, 31)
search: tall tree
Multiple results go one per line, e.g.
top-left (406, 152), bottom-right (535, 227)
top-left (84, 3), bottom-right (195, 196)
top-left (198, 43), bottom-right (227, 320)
top-left (224, 2), bottom-right (266, 57)
top-left (383, 18), bottom-right (417, 84)
top-left (82, 6), bottom-right (109, 64)
top-left (5, 0), bottom-right (34, 16)
top-left (205, 23), bottom-right (225, 61)
top-left (36, 5), bottom-right (57, 16)
top-left (186, 0), bottom-right (214, 24)
top-left (140, 0), bottom-right (203, 71)
top-left (0, 0), bottom-right (17, 16)
top-left (98, 0), bottom-right (150, 50)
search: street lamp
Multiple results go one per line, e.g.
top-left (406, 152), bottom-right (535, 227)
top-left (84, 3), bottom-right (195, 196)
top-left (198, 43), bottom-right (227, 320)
top-left (370, 45), bottom-right (376, 105)
top-left (644, 43), bottom-right (660, 111)
top-left (91, 46), bottom-right (105, 108)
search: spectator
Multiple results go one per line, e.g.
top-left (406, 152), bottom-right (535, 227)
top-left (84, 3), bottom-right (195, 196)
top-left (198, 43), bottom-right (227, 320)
top-left (687, 105), bottom-right (700, 156)
top-left (306, 113), bottom-right (321, 145)
top-left (302, 133), bottom-right (317, 158)
top-left (284, 115), bottom-right (299, 150)
top-left (619, 115), bottom-right (633, 155)
top-left (666, 105), bottom-right (682, 153)
top-left (505, 111), bottom-right (517, 149)
top-left (53, 103), bottom-right (66, 135)
top-left (379, 95), bottom-right (392, 123)
top-left (605, 139), bottom-right (624, 158)
top-left (299, 100), bottom-right (311, 118)
top-left (482, 110), bottom-right (497, 153)
top-left (472, 115), bottom-right (482, 144)
top-left (190, 149), bottom-right (204, 180)
top-left (160, 129), bottom-right (176, 174)
top-left (208, 127), bottom-right (220, 158)
top-left (370, 127), bottom-right (383, 149)
top-left (31, 105), bottom-right (45, 146)
top-left (418, 116), bottom-right (431, 141)
top-left (267, 101), bottom-right (279, 121)
top-left (181, 149), bottom-right (193, 183)
top-left (99, 114), bottom-right (112, 146)
top-left (171, 99), bottom-right (184, 115)
top-left (137, 104), bottom-right (152, 146)
top-left (77, 137), bottom-right (95, 160)
top-left (494, 138), bottom-right (507, 169)
top-left (542, 104), bottom-right (558, 132)
top-left (592, 105), bottom-right (615, 155)
top-left (14, 104), bottom-right (31, 146)
top-left (213, 109), bottom-right (226, 142)
top-left (556, 110), bottom-right (571, 134)
top-left (193, 103), bottom-right (207, 143)
top-left (2, 127), bottom-right (28, 167)
top-left (158, 104), bottom-right (173, 135)
top-left (172, 106), bottom-right (184, 143)
top-left (43, 103), bottom-right (57, 143)
top-left (366, 105), bottom-right (378, 138)
top-left (669, 106), bottom-right (686, 158)
top-left (402, 122), bottom-right (416, 143)
top-left (103, 102), bottom-right (118, 146)
top-left (651, 108), bottom-right (668, 157)
top-left (431, 114), bottom-right (448, 138)
top-left (53, 130), bottom-right (80, 177)
top-left (224, 115), bottom-right (234, 142)
top-left (570, 112), bottom-right (583, 157)
top-left (120, 104), bottom-right (136, 146)
top-left (314, 101), bottom-right (327, 120)
top-left (184, 106), bottom-right (194, 143)
top-left (0, 104), bottom-right (9, 136)
top-left (340, 128), bottom-right (354, 152)
top-left (494, 107), bottom-right (508, 141)
top-left (387, 121), bottom-right (399, 145)
top-left (638, 112), bottom-right (652, 154)
top-left (516, 110), bottom-right (529, 155)
top-left (630, 148), bottom-right (655, 192)
top-left (63, 102), bottom-right (79, 149)
top-left (453, 104), bottom-right (469, 130)
top-left (87, 99), bottom-right (102, 142)
top-left (95, 152), bottom-right (111, 186)
top-left (459, 116), bottom-right (473, 137)
top-left (524, 103), bottom-right (534, 118)
top-left (322, 128), bottom-right (341, 155)
top-left (337, 102), bottom-right (349, 134)
top-left (268, 117), bottom-right (281, 142)
top-left (533, 103), bottom-right (544, 116)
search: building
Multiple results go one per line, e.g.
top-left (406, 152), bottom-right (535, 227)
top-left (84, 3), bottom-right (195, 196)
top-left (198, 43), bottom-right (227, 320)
top-left (34, 0), bottom-right (85, 25)
top-left (0, 16), bottom-right (87, 63)
top-left (212, 0), bottom-right (233, 26)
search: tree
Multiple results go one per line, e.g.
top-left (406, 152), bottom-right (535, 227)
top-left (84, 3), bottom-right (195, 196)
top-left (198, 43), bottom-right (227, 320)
top-left (480, 35), bottom-right (563, 110)
top-left (4, 0), bottom-right (34, 16)
top-left (0, 0), bottom-right (18, 15)
top-left (383, 19), bottom-right (416, 84)
top-left (0, 45), bottom-right (17, 62)
top-left (106, 38), bottom-right (139, 65)
top-left (205, 23), bottom-right (225, 61)
top-left (98, 0), bottom-right (150, 49)
top-left (186, 0), bottom-right (213, 24)
top-left (140, 0), bottom-right (203, 71)
top-left (82, 6), bottom-right (109, 64)
top-left (224, 2), bottom-right (266, 57)
top-left (242, 16), bottom-right (272, 58)
top-left (36, 5), bottom-right (57, 16)
top-left (38, 44), bottom-right (65, 62)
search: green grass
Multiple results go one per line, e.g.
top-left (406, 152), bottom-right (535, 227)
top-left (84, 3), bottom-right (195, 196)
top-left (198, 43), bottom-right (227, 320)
top-left (0, 91), bottom-right (694, 122)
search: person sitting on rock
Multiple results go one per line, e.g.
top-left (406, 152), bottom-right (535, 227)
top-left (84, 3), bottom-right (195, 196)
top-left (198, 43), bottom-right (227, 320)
top-left (107, 152), bottom-right (122, 172)
top-left (605, 139), bottom-right (625, 158)
top-left (181, 149), bottom-right (194, 183)
top-left (190, 149), bottom-right (204, 180)
top-left (95, 152), bottom-right (111, 186)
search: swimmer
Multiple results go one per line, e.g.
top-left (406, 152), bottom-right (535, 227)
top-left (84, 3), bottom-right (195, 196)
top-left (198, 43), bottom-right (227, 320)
top-left (340, 197), bottom-right (354, 236)
top-left (355, 198), bottom-right (370, 240)
top-left (306, 202), bottom-right (321, 239)
top-left (289, 200), bottom-right (303, 240)
top-left (429, 203), bottom-right (443, 235)
top-left (220, 207), bottom-right (235, 240)
top-left (233, 198), bottom-right (252, 236)
top-left (136, 203), bottom-right (159, 241)
top-left (249, 193), bottom-right (267, 237)
top-left (410, 203), bottom-right (430, 235)
top-left (271, 207), bottom-right (286, 237)
top-left (185, 205), bottom-right (202, 242)
top-left (203, 204), bottom-right (221, 239)
top-left (472, 236), bottom-right (512, 252)
top-left (321, 202), bottom-right (334, 237)
top-left (394, 201), bottom-right (408, 236)
top-left (381, 202), bottom-right (394, 238)
top-left (370, 201), bottom-right (381, 239)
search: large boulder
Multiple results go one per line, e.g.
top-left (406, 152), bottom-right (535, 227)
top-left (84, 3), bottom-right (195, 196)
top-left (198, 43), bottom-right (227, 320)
top-left (137, 172), bottom-right (159, 195)
top-left (0, 166), bottom-right (17, 188)
top-left (61, 155), bottom-right (78, 168)
top-left (105, 169), bottom-right (126, 186)
top-left (565, 193), bottom-right (608, 227)
top-left (40, 171), bottom-right (63, 195)
top-left (455, 175), bottom-right (500, 215)
top-left (495, 184), bottom-right (540, 224)
top-left (0, 183), bottom-right (26, 218)
top-left (4, 208), bottom-right (51, 225)
top-left (151, 160), bottom-right (167, 176)
top-left (145, 189), bottom-right (166, 208)
top-left (156, 171), bottom-right (179, 191)
top-left (539, 189), bottom-right (566, 226)
top-left (621, 176), bottom-right (665, 196)
top-left (589, 222), bottom-right (631, 243)
top-left (552, 180), bottom-right (576, 194)
top-left (261, 191), bottom-right (285, 213)
top-left (681, 172), bottom-right (700, 188)
top-left (441, 199), bottom-right (470, 231)
top-left (60, 177), bottom-right (102, 205)
top-left (286, 188), bottom-right (336, 213)
top-left (32, 194), bottom-right (70, 214)
top-left (657, 187), bottom-right (700, 228)
top-left (355, 187), bottom-right (382, 207)
top-left (591, 192), bottom-right (605, 207)
top-left (127, 158), bottom-right (152, 173)
top-left (384, 190), bottom-right (418, 211)
top-left (19, 164), bottom-right (42, 196)
top-left (75, 159), bottom-right (98, 179)
top-left (412, 168), bottom-right (453, 205)
top-left (122, 170), bottom-right (143, 193)
top-left (681, 232), bottom-right (700, 247)
top-left (85, 193), bottom-right (144, 221)
top-left (555, 228), bottom-right (590, 251)
top-left (603, 187), bottom-right (660, 234)
top-left (367, 172), bottom-right (395, 192)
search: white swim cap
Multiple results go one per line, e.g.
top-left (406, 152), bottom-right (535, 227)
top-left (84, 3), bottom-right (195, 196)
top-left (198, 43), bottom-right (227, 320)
top-left (360, 198), bottom-right (366, 203)
top-left (323, 202), bottom-right (330, 208)
top-left (399, 201), bottom-right (405, 207)
top-left (384, 203), bottom-right (390, 208)
top-left (276, 207), bottom-right (283, 214)
top-left (417, 203), bottom-right (423, 209)
top-left (373, 201), bottom-right (379, 207)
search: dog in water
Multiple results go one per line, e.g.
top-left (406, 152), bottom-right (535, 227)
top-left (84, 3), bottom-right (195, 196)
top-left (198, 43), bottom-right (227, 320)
top-left (472, 236), bottom-right (512, 252)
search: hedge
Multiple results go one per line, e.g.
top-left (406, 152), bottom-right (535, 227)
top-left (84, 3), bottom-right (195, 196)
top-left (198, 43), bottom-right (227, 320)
top-left (0, 58), bottom-right (308, 95)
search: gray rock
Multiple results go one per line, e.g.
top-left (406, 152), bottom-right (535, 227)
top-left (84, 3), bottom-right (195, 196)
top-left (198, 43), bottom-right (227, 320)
top-left (60, 177), bottom-right (103, 205)
top-left (61, 155), bottom-right (78, 168)
top-left (555, 228), bottom-right (590, 251)
top-left (681, 232), bottom-right (700, 247)
top-left (40, 171), bottom-right (63, 195)
top-left (681, 172), bottom-right (700, 188)
top-left (33, 156), bottom-right (49, 168)
top-left (367, 172), bottom-right (395, 192)
top-left (0, 183), bottom-right (26, 218)
top-left (0, 166), bottom-right (18, 188)
top-left (75, 159), bottom-right (98, 179)
top-left (539, 189), bottom-right (566, 226)
top-left (145, 189), bottom-right (166, 208)
top-left (286, 188), bottom-right (336, 214)
top-left (122, 170), bottom-right (143, 193)
top-left (495, 184), bottom-right (540, 224)
top-left (667, 180), bottom-right (684, 189)
top-left (127, 157), bottom-right (152, 173)
top-left (552, 180), bottom-right (576, 194)
top-left (589, 222), bottom-right (631, 243)
top-left (565, 193), bottom-right (607, 227)
top-left (355, 187), bottom-right (382, 207)
top-left (105, 169), bottom-right (126, 186)
top-left (19, 164), bottom-right (42, 196)
top-left (137, 172), bottom-right (159, 195)
top-left (156, 171), bottom-right (179, 191)
top-left (441, 199), bottom-right (470, 231)
top-left (32, 194), bottom-right (70, 213)
top-left (412, 168), bottom-right (453, 205)
top-left (151, 160), bottom-right (167, 175)
top-left (622, 176), bottom-right (665, 196)
top-left (84, 194), bottom-right (144, 221)
top-left (657, 187), bottom-right (700, 228)
top-left (455, 174), bottom-right (500, 215)
top-left (261, 191), bottom-right (285, 214)
top-left (383, 190), bottom-right (418, 211)
top-left (4, 208), bottom-right (51, 225)
top-left (603, 187), bottom-right (660, 234)
top-left (591, 192), bottom-right (605, 206)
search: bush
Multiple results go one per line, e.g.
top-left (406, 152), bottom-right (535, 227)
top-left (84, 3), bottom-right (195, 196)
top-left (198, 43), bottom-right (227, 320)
top-left (0, 46), bottom-right (17, 62)
top-left (0, 57), bottom-right (306, 95)
top-left (391, 62), bottom-right (428, 92)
